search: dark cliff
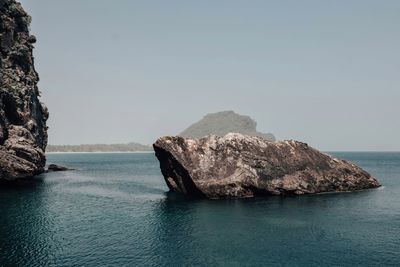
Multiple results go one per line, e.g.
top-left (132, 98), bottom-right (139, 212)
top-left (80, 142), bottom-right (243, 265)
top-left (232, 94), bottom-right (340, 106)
top-left (0, 0), bottom-right (48, 180)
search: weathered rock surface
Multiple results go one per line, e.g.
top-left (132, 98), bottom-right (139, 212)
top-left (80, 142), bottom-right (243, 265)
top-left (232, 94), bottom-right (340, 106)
top-left (180, 111), bottom-right (275, 141)
top-left (0, 0), bottom-right (48, 181)
top-left (154, 134), bottom-right (380, 199)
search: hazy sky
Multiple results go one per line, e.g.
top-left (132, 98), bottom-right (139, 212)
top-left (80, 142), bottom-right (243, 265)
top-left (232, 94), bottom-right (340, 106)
top-left (19, 0), bottom-right (400, 151)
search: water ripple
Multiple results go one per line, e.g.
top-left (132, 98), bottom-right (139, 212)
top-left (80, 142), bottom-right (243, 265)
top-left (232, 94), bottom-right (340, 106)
top-left (0, 152), bottom-right (399, 266)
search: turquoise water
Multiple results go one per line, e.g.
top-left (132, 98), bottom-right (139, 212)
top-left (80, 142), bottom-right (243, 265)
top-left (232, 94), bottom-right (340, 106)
top-left (0, 152), bottom-right (399, 266)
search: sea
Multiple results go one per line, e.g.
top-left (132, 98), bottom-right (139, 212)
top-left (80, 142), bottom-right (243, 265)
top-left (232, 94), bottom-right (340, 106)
top-left (0, 152), bottom-right (399, 266)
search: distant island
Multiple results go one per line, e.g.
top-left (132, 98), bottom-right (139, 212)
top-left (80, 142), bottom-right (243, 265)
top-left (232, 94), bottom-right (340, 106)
top-left (47, 110), bottom-right (275, 152)
top-left (180, 110), bottom-right (275, 141)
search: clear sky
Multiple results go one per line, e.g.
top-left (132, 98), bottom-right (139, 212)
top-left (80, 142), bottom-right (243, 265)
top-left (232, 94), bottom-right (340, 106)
top-left (19, 0), bottom-right (400, 151)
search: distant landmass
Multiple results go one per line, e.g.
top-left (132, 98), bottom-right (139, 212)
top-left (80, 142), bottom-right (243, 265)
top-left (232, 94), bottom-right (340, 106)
top-left (46, 143), bottom-right (152, 153)
top-left (47, 111), bottom-right (275, 152)
top-left (179, 111), bottom-right (275, 141)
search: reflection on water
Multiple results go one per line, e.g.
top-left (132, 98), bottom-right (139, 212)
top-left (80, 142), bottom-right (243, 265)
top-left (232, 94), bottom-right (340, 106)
top-left (0, 152), bottom-right (400, 266)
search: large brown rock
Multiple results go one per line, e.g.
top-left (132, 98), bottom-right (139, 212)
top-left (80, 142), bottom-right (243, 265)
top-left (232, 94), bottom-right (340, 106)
top-left (153, 133), bottom-right (380, 199)
top-left (0, 0), bottom-right (48, 181)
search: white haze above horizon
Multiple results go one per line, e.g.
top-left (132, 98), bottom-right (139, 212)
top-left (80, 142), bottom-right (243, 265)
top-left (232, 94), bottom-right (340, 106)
top-left (19, 0), bottom-right (400, 151)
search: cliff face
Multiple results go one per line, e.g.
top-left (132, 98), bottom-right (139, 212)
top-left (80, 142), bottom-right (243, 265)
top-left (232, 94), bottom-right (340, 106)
top-left (0, 0), bottom-right (48, 180)
top-left (154, 134), bottom-right (380, 199)
top-left (179, 111), bottom-right (275, 141)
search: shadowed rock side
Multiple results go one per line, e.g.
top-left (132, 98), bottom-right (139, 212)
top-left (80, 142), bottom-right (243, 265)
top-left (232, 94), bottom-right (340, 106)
top-left (179, 111), bottom-right (275, 141)
top-left (0, 0), bottom-right (48, 181)
top-left (154, 134), bottom-right (380, 199)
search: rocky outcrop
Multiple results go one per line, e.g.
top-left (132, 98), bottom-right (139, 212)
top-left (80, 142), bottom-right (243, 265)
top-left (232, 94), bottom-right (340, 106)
top-left (154, 134), bottom-right (380, 199)
top-left (0, 0), bottom-right (48, 181)
top-left (47, 164), bottom-right (70, 172)
top-left (179, 111), bottom-right (275, 141)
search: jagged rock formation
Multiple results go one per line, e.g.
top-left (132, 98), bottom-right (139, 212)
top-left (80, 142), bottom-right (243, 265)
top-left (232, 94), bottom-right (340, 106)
top-left (179, 110), bottom-right (275, 141)
top-left (154, 134), bottom-right (380, 199)
top-left (0, 0), bottom-right (48, 180)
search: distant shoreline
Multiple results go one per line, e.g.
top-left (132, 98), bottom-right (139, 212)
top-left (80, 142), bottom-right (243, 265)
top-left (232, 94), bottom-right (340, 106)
top-left (46, 151), bottom-right (154, 154)
top-left (46, 150), bottom-right (400, 154)
top-left (46, 143), bottom-right (153, 153)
